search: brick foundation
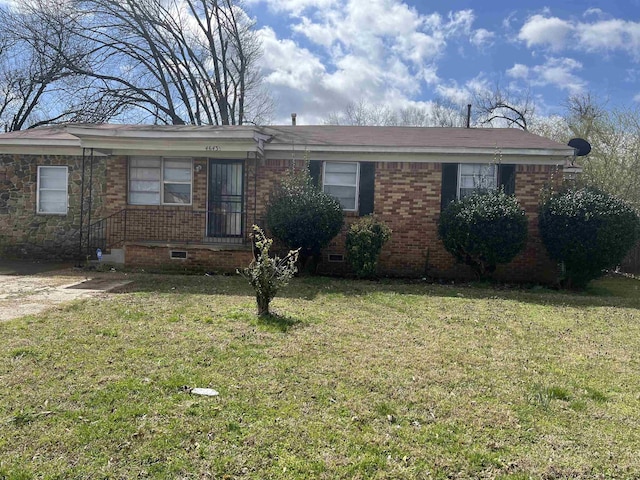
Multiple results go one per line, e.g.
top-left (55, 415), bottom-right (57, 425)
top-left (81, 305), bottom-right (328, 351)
top-left (124, 243), bottom-right (253, 273)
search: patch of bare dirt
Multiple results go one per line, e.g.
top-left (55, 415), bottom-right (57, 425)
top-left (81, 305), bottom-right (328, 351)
top-left (0, 269), bottom-right (131, 322)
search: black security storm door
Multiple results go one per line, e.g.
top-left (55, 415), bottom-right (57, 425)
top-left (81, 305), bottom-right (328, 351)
top-left (208, 161), bottom-right (244, 238)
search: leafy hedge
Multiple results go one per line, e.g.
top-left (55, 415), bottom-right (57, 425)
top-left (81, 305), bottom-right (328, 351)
top-left (539, 187), bottom-right (640, 288)
top-left (438, 189), bottom-right (528, 277)
top-left (266, 170), bottom-right (344, 259)
top-left (346, 216), bottom-right (391, 279)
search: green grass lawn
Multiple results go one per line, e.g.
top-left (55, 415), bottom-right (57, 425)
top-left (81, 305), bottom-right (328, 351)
top-left (1, 273), bottom-right (640, 479)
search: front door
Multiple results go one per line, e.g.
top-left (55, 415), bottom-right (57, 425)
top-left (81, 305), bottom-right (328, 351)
top-left (208, 161), bottom-right (244, 238)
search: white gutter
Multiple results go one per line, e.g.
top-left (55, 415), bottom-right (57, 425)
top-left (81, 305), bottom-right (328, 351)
top-left (264, 143), bottom-right (574, 157)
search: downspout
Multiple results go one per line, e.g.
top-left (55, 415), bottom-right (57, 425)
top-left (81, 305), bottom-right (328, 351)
top-left (77, 148), bottom-right (87, 264)
top-left (86, 148), bottom-right (94, 256)
top-left (253, 156), bottom-right (257, 230)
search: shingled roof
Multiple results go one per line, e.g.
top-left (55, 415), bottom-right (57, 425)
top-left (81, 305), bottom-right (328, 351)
top-left (0, 124), bottom-right (573, 158)
top-left (261, 125), bottom-right (570, 151)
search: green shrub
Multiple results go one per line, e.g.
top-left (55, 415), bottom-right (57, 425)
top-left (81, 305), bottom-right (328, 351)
top-left (238, 225), bottom-right (299, 317)
top-left (266, 169), bottom-right (344, 271)
top-left (438, 189), bottom-right (528, 277)
top-left (539, 187), bottom-right (640, 288)
top-left (346, 216), bottom-right (391, 279)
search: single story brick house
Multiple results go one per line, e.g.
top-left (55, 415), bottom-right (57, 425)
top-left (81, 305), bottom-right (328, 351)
top-left (0, 124), bottom-right (575, 282)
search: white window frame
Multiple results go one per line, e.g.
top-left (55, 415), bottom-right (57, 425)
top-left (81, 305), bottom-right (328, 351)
top-left (161, 157), bottom-right (193, 206)
top-left (457, 163), bottom-right (497, 199)
top-left (128, 157), bottom-right (193, 206)
top-left (322, 161), bottom-right (359, 212)
top-left (36, 165), bottom-right (68, 215)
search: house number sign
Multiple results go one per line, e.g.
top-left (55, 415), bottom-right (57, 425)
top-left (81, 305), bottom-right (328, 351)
top-left (205, 145), bottom-right (221, 151)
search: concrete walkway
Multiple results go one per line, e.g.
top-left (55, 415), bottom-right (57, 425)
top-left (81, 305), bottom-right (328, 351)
top-left (0, 261), bottom-right (131, 322)
top-left (0, 260), bottom-right (75, 276)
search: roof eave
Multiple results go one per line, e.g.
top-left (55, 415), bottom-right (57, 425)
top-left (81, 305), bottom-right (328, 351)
top-left (0, 138), bottom-right (86, 156)
top-left (66, 126), bottom-right (272, 156)
top-left (265, 144), bottom-right (574, 157)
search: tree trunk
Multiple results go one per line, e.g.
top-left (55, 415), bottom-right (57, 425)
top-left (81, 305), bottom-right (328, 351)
top-left (256, 294), bottom-right (270, 317)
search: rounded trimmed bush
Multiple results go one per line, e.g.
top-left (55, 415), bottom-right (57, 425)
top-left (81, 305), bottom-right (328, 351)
top-left (346, 215), bottom-right (391, 279)
top-left (539, 187), bottom-right (640, 288)
top-left (438, 189), bottom-right (528, 277)
top-left (266, 172), bottom-right (344, 259)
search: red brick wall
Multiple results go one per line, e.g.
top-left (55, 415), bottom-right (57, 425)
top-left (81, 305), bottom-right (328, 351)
top-left (375, 162), bottom-right (447, 276)
top-left (105, 156), bottom-right (127, 213)
top-left (125, 244), bottom-right (253, 272)
top-left (318, 162), bottom-right (558, 283)
top-left (500, 164), bottom-right (558, 283)
top-left (104, 156), bottom-right (558, 282)
top-left (245, 158), bottom-right (294, 229)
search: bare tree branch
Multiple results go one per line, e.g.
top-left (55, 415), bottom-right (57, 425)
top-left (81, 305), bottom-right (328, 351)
top-left (473, 84), bottom-right (534, 130)
top-left (0, 0), bottom-right (269, 127)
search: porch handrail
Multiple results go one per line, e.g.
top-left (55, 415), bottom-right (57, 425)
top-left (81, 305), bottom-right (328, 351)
top-left (88, 209), bottom-right (127, 255)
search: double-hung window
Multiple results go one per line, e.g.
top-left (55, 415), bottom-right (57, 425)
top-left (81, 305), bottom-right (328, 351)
top-left (129, 157), bottom-right (192, 205)
top-left (323, 162), bottom-right (359, 211)
top-left (37, 166), bottom-right (68, 214)
top-left (458, 163), bottom-right (497, 199)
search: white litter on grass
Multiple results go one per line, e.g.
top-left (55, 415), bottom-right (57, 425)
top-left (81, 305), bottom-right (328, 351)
top-left (191, 388), bottom-right (219, 397)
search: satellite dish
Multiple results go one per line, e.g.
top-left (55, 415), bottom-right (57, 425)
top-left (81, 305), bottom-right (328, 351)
top-left (568, 138), bottom-right (591, 157)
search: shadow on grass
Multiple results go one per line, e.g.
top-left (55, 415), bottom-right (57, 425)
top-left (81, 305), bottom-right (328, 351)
top-left (255, 312), bottom-right (303, 333)
top-left (226, 306), bottom-right (304, 332)
top-left (94, 270), bottom-right (640, 310)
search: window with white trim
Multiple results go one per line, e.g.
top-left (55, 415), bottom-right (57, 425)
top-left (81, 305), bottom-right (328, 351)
top-left (323, 162), bottom-right (359, 211)
top-left (129, 157), bottom-right (192, 205)
top-left (37, 166), bottom-right (68, 214)
top-left (458, 163), bottom-right (497, 199)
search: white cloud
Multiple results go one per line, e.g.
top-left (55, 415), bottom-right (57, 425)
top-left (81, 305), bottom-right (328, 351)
top-left (470, 28), bottom-right (495, 48)
top-left (504, 58), bottom-right (585, 95)
top-left (506, 63), bottom-right (530, 79)
top-left (530, 57), bottom-right (586, 94)
top-left (421, 66), bottom-right (440, 85)
top-left (502, 11), bottom-right (518, 30)
top-left (518, 14), bottom-right (574, 51)
top-left (577, 19), bottom-right (640, 59)
top-left (259, 27), bottom-right (327, 91)
top-left (583, 8), bottom-right (605, 19)
top-left (435, 76), bottom-right (488, 105)
top-left (446, 9), bottom-right (474, 36)
top-left (435, 85), bottom-right (470, 105)
top-left (252, 1), bottom-right (487, 123)
top-left (517, 11), bottom-right (640, 60)
top-left (634, 93), bottom-right (640, 103)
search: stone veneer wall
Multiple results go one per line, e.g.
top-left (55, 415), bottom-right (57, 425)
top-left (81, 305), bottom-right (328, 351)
top-left (0, 154), bottom-right (106, 260)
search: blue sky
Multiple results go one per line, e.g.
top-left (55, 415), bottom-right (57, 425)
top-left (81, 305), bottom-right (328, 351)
top-left (245, 0), bottom-right (640, 124)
